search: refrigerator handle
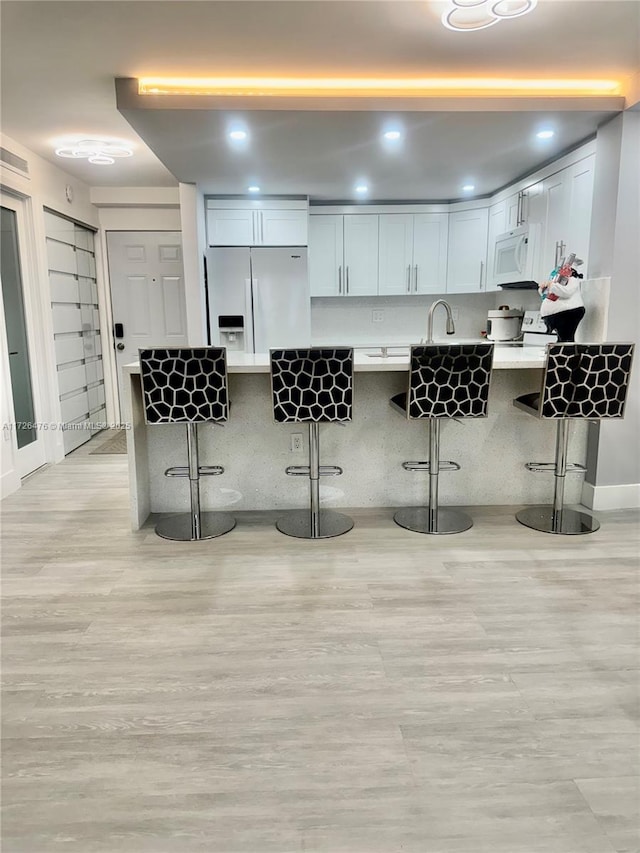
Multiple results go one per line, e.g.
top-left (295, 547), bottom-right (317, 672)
top-left (245, 277), bottom-right (255, 353)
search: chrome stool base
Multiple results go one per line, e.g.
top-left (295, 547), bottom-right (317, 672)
top-left (516, 506), bottom-right (600, 535)
top-left (156, 511), bottom-right (236, 542)
top-left (276, 509), bottom-right (354, 540)
top-left (394, 506), bottom-right (473, 535)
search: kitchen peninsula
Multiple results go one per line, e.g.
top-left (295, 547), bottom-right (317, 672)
top-left (123, 347), bottom-right (590, 530)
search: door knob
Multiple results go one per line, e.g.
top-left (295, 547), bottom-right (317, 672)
top-left (117, 343), bottom-right (125, 351)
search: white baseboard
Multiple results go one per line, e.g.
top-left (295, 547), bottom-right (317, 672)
top-left (0, 468), bottom-right (20, 500)
top-left (582, 481), bottom-right (640, 511)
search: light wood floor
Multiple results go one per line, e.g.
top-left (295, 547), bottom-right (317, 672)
top-left (2, 434), bottom-right (639, 853)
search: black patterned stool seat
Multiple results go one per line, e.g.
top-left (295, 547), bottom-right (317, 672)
top-left (514, 342), bottom-right (634, 535)
top-left (391, 343), bottom-right (494, 535)
top-left (139, 347), bottom-right (236, 541)
top-left (270, 348), bottom-right (354, 539)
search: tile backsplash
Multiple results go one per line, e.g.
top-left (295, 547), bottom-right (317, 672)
top-left (311, 290), bottom-right (542, 345)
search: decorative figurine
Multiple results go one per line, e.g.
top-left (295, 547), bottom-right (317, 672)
top-left (538, 253), bottom-right (585, 342)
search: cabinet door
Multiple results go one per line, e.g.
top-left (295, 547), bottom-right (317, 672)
top-left (378, 214), bottom-right (414, 295)
top-left (540, 171), bottom-right (568, 276)
top-left (413, 213), bottom-right (449, 294)
top-left (343, 215), bottom-right (379, 296)
top-left (506, 194), bottom-right (520, 230)
top-left (309, 215), bottom-right (343, 296)
top-left (207, 209), bottom-right (255, 246)
top-left (564, 156), bottom-right (595, 271)
top-left (446, 208), bottom-right (489, 293)
top-left (260, 209), bottom-right (308, 246)
top-left (486, 201), bottom-right (507, 291)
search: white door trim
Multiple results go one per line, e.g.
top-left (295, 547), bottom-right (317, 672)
top-left (0, 191), bottom-right (50, 479)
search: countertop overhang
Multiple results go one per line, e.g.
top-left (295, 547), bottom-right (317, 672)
top-left (124, 345), bottom-right (546, 375)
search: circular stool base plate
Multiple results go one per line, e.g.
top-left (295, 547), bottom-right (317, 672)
top-left (276, 509), bottom-right (354, 540)
top-left (394, 507), bottom-right (473, 535)
top-left (155, 512), bottom-right (236, 541)
top-left (516, 506), bottom-right (600, 535)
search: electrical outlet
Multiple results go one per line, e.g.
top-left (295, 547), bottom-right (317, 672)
top-left (372, 310), bottom-right (384, 323)
top-left (290, 433), bottom-right (303, 452)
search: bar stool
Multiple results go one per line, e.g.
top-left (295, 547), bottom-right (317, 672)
top-left (270, 347), bottom-right (354, 539)
top-left (139, 347), bottom-right (236, 541)
top-left (390, 343), bottom-right (494, 535)
top-left (514, 342), bottom-right (634, 535)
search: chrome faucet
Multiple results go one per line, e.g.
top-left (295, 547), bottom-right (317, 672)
top-left (424, 299), bottom-right (456, 343)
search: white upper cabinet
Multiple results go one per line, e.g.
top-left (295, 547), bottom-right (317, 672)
top-left (412, 214), bottom-right (449, 294)
top-left (533, 154), bottom-right (595, 278)
top-left (447, 208), bottom-right (489, 293)
top-left (207, 209), bottom-right (255, 246)
top-left (343, 215), bottom-right (379, 296)
top-left (260, 209), bottom-right (308, 246)
top-left (206, 202), bottom-right (308, 247)
top-left (378, 214), bottom-right (414, 295)
top-left (486, 200), bottom-right (507, 291)
top-left (378, 213), bottom-right (448, 295)
top-left (309, 214), bottom-right (378, 296)
top-left (309, 214), bottom-right (344, 296)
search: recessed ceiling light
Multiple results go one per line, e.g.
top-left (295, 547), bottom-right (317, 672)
top-left (355, 185), bottom-right (369, 194)
top-left (462, 184), bottom-right (475, 192)
top-left (247, 185), bottom-right (260, 193)
top-left (536, 129), bottom-right (555, 139)
top-left (383, 130), bottom-right (401, 141)
top-left (229, 130), bottom-right (248, 141)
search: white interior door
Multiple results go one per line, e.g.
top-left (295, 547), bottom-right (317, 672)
top-left (107, 232), bottom-right (188, 404)
top-left (0, 195), bottom-right (47, 478)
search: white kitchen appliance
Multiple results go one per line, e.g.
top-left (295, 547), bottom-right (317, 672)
top-left (493, 223), bottom-right (540, 288)
top-left (486, 306), bottom-right (524, 341)
top-left (521, 310), bottom-right (558, 346)
top-left (206, 247), bottom-right (311, 353)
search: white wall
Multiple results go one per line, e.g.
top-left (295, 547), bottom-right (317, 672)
top-left (584, 110), bottom-right (640, 506)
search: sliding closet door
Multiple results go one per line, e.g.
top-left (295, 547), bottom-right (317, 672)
top-left (44, 210), bottom-right (106, 454)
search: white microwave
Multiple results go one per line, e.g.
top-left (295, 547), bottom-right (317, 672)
top-left (493, 224), bottom-right (540, 287)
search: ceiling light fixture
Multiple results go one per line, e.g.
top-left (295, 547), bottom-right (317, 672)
top-left (536, 129), bottom-right (555, 139)
top-left (383, 130), bottom-right (402, 140)
top-left (137, 76), bottom-right (620, 98)
top-left (229, 130), bottom-right (248, 141)
top-left (462, 184), bottom-right (475, 192)
top-left (54, 138), bottom-right (133, 165)
top-left (247, 185), bottom-right (260, 193)
top-left (442, 0), bottom-right (538, 32)
top-left (355, 185), bottom-right (369, 194)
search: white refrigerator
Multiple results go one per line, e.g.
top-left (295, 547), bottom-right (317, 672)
top-left (206, 247), bottom-right (311, 353)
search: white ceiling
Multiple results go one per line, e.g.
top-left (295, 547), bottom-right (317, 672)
top-left (1, 1), bottom-right (639, 198)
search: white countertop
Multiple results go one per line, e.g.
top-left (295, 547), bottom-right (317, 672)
top-left (124, 344), bottom-right (546, 376)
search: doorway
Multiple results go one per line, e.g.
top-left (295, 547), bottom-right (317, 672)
top-left (106, 231), bottom-right (188, 406)
top-left (0, 196), bottom-right (46, 478)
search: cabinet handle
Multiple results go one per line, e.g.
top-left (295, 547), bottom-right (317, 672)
top-left (406, 265), bottom-right (411, 293)
top-left (260, 211), bottom-right (264, 244)
top-left (517, 193), bottom-right (522, 226)
top-left (414, 265), bottom-right (418, 292)
top-left (479, 260), bottom-right (484, 289)
top-left (253, 211), bottom-right (258, 244)
top-left (338, 265), bottom-right (342, 295)
top-left (346, 266), bottom-right (350, 295)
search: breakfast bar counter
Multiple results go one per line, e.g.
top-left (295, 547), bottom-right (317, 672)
top-left (122, 346), bottom-right (589, 530)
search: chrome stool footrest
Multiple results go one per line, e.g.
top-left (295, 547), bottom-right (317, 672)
top-left (285, 464), bottom-right (343, 477)
top-left (402, 460), bottom-right (460, 472)
top-left (525, 462), bottom-right (586, 474)
top-left (165, 465), bottom-right (224, 478)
